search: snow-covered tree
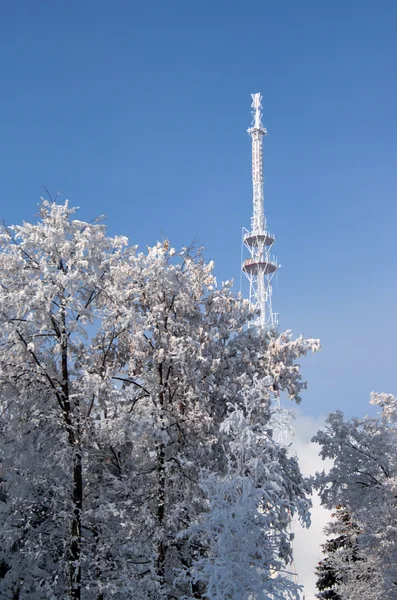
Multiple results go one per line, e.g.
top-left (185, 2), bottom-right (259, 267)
top-left (0, 201), bottom-right (318, 599)
top-left (315, 506), bottom-right (365, 600)
top-left (178, 340), bottom-right (316, 600)
top-left (313, 393), bottom-right (397, 600)
top-left (0, 201), bottom-right (137, 599)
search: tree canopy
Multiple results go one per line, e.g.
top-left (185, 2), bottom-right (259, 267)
top-left (0, 201), bottom-right (319, 599)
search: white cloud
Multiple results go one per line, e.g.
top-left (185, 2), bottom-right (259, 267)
top-left (289, 411), bottom-right (332, 600)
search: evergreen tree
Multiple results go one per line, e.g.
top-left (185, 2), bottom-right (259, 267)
top-left (315, 506), bottom-right (361, 600)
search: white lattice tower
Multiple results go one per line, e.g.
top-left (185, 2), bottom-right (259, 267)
top-left (242, 94), bottom-right (298, 591)
top-left (242, 93), bottom-right (279, 330)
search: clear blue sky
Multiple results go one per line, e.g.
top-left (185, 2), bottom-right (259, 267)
top-left (0, 0), bottom-right (396, 419)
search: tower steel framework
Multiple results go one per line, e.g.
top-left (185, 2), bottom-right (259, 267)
top-left (242, 93), bottom-right (279, 330)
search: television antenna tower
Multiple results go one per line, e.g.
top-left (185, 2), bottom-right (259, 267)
top-left (242, 93), bottom-right (279, 330)
top-left (242, 93), bottom-right (299, 592)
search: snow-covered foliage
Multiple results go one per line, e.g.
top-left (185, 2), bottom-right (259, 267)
top-left (313, 393), bottom-right (397, 600)
top-left (0, 201), bottom-right (318, 599)
top-left (315, 506), bottom-right (367, 600)
top-left (178, 362), bottom-right (314, 600)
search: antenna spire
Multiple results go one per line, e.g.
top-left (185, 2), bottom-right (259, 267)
top-left (251, 92), bottom-right (265, 131)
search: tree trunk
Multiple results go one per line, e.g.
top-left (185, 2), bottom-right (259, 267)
top-left (60, 299), bottom-right (83, 600)
top-left (70, 450), bottom-right (83, 600)
top-left (156, 440), bottom-right (166, 586)
top-left (156, 363), bottom-right (167, 591)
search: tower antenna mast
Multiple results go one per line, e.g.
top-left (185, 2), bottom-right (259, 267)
top-left (242, 93), bottom-right (279, 329)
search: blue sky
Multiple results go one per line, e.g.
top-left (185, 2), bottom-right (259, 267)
top-left (0, 0), bottom-right (396, 420)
